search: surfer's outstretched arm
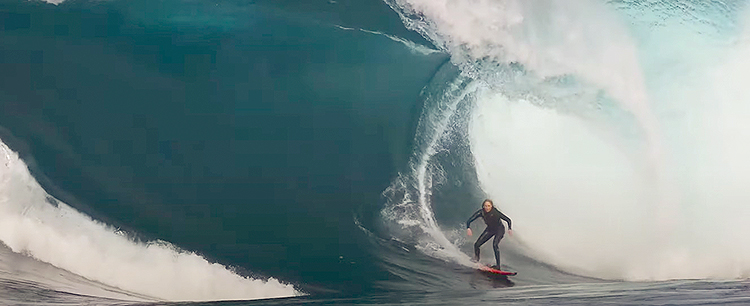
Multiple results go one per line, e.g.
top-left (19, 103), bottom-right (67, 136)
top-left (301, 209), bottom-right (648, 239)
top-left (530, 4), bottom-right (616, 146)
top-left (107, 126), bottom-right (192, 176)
top-left (466, 209), bottom-right (482, 236)
top-left (466, 209), bottom-right (482, 228)
top-left (498, 210), bottom-right (512, 234)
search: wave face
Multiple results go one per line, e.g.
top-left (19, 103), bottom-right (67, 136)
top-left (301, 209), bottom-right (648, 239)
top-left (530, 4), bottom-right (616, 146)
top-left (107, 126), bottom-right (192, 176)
top-left (0, 141), bottom-right (300, 301)
top-left (0, 0), bottom-right (446, 302)
top-left (2, 0), bottom-right (750, 304)
top-left (382, 0), bottom-right (750, 282)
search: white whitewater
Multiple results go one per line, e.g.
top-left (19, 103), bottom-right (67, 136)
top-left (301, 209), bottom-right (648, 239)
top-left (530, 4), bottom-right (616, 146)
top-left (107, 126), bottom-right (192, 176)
top-left (0, 141), bottom-right (302, 301)
top-left (384, 0), bottom-right (750, 281)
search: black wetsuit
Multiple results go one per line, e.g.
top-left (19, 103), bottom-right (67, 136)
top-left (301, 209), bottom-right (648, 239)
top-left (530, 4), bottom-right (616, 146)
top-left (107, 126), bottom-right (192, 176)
top-left (466, 207), bottom-right (512, 267)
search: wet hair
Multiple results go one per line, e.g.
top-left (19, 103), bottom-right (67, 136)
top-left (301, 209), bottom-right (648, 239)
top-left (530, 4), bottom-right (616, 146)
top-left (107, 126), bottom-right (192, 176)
top-left (482, 199), bottom-right (494, 207)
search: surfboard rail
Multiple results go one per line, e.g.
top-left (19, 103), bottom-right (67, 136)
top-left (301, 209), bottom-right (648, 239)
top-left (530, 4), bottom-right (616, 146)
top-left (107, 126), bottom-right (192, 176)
top-left (477, 265), bottom-right (517, 276)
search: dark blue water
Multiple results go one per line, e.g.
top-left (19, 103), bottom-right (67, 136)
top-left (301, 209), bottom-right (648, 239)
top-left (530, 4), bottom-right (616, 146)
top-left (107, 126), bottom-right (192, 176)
top-left (1, 0), bottom-right (448, 294)
top-left (1, 0), bottom-right (749, 305)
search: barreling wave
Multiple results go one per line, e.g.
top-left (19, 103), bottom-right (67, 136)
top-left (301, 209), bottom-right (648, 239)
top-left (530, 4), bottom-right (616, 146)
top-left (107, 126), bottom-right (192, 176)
top-left (380, 61), bottom-right (479, 268)
top-left (381, 0), bottom-right (750, 282)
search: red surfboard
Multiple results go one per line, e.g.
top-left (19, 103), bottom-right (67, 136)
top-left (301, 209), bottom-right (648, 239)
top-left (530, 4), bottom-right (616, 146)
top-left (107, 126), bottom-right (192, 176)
top-left (478, 265), bottom-right (517, 276)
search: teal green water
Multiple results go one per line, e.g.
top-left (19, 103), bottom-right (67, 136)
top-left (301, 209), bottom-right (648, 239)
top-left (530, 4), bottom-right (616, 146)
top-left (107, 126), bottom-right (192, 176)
top-left (2, 0), bottom-right (750, 305)
top-left (0, 0), bottom-right (447, 295)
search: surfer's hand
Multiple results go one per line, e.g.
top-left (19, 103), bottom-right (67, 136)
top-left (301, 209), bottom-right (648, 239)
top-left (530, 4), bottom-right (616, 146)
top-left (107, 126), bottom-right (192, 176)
top-left (508, 229), bottom-right (513, 236)
top-left (467, 228), bottom-right (472, 236)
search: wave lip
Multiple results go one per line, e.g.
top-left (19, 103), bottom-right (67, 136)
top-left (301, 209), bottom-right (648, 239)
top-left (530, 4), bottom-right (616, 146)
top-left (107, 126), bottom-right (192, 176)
top-left (383, 0), bottom-right (750, 282)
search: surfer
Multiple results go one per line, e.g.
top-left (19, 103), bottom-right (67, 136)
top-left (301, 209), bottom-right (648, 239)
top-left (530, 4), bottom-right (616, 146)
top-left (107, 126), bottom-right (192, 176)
top-left (466, 199), bottom-right (512, 268)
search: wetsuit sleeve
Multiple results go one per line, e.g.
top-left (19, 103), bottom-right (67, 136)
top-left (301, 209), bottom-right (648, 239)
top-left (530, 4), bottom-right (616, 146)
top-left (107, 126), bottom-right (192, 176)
top-left (499, 211), bottom-right (512, 230)
top-left (466, 209), bottom-right (482, 229)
